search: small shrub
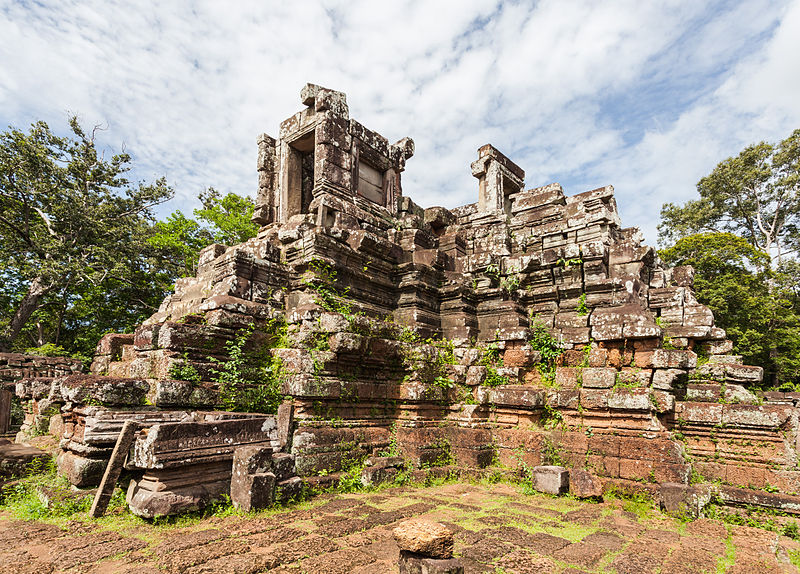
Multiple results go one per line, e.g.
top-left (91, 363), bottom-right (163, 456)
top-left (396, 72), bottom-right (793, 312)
top-left (169, 353), bottom-right (201, 382)
top-left (211, 321), bottom-right (285, 414)
top-left (784, 521), bottom-right (800, 540)
top-left (576, 292), bottom-right (589, 316)
top-left (528, 318), bottom-right (564, 384)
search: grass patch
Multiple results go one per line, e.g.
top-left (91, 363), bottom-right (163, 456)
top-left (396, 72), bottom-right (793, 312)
top-left (716, 529), bottom-right (736, 573)
top-left (603, 487), bottom-right (656, 521)
top-left (0, 458), bottom-right (124, 523)
top-left (508, 517), bottom-right (598, 543)
top-left (789, 548), bottom-right (800, 569)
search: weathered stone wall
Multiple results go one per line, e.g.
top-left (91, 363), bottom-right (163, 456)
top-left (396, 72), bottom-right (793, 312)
top-left (1, 352), bottom-right (82, 435)
top-left (11, 83), bottom-right (799, 519)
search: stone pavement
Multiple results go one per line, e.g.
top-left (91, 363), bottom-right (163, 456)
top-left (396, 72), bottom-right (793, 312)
top-left (1, 482), bottom-right (799, 574)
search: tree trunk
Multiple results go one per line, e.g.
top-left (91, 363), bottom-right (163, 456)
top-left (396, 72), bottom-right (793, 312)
top-left (0, 277), bottom-right (50, 351)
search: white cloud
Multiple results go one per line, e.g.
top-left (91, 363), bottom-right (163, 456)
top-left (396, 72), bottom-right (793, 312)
top-left (1, 0), bottom-right (798, 247)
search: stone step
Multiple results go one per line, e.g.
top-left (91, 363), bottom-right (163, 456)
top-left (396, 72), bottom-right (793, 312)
top-left (708, 354), bottom-right (743, 364)
top-left (685, 383), bottom-right (757, 404)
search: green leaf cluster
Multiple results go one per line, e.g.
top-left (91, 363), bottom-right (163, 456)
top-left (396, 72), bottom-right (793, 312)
top-left (0, 118), bottom-right (259, 359)
top-left (211, 320), bottom-right (286, 414)
top-left (148, 188), bottom-right (259, 278)
top-left (0, 118), bottom-right (174, 353)
top-left (659, 128), bottom-right (800, 387)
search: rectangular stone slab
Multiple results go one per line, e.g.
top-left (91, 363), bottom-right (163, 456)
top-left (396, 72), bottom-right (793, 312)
top-left (90, 419), bottom-right (138, 518)
top-left (81, 409), bottom-right (192, 445)
top-left (129, 416), bottom-right (279, 469)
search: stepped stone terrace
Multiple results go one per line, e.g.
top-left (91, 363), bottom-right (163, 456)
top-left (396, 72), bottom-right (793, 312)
top-left (3, 84), bottom-right (797, 541)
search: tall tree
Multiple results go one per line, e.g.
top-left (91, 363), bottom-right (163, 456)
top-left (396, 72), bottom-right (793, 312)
top-left (0, 118), bottom-right (173, 350)
top-left (660, 129), bottom-right (800, 264)
top-left (659, 128), bottom-right (800, 387)
top-left (149, 188), bottom-right (259, 278)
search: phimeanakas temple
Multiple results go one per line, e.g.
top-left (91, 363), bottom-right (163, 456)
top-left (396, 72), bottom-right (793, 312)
top-left (2, 84), bottom-right (798, 526)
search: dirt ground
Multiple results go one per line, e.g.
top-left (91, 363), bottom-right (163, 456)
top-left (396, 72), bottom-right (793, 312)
top-left (1, 481), bottom-right (799, 574)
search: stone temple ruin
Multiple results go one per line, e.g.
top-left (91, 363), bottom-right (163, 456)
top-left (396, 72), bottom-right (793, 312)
top-left (3, 83), bottom-right (800, 520)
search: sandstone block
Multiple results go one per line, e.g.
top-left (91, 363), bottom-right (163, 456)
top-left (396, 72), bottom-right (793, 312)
top-left (533, 465), bottom-right (569, 495)
top-left (393, 520), bottom-right (454, 559)
top-left (231, 472), bottom-right (275, 512)
top-left (581, 367), bottom-right (616, 389)
top-left (57, 451), bottom-right (107, 487)
top-left (588, 348), bottom-right (608, 367)
top-left (271, 452), bottom-right (296, 482)
top-left (659, 482), bottom-right (711, 519)
top-left (651, 349), bottom-right (697, 369)
top-left (318, 312), bottom-right (350, 333)
top-left (233, 445), bottom-right (273, 477)
top-left (329, 332), bottom-right (366, 354)
top-left (650, 390), bottom-right (675, 413)
top-left (580, 389), bottom-right (610, 409)
top-left (675, 402), bottom-right (723, 424)
top-left (276, 476), bottom-right (304, 503)
top-left (652, 369), bottom-right (687, 390)
top-left (126, 461), bottom-right (231, 518)
top-left (722, 404), bottom-right (792, 427)
top-left (569, 468), bottom-right (603, 498)
top-left (608, 389), bottom-right (652, 411)
top-left (399, 551), bottom-right (464, 574)
top-left (361, 465), bottom-right (399, 487)
top-left (60, 374), bottom-right (149, 406)
top-left (708, 354), bottom-right (743, 364)
top-left (0, 442), bottom-right (50, 479)
top-left (465, 366), bottom-right (487, 387)
top-left (503, 347), bottom-right (538, 367)
top-left (555, 367), bottom-right (580, 388)
top-left (701, 339), bottom-right (734, 355)
top-left (457, 348), bottom-right (482, 367)
top-left (95, 333), bottom-right (134, 360)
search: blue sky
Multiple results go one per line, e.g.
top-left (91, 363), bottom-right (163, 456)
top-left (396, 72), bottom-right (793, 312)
top-left (2, 0), bottom-right (799, 245)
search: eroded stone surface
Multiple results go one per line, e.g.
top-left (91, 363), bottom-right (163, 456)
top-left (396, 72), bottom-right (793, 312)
top-left (393, 520), bottom-right (454, 558)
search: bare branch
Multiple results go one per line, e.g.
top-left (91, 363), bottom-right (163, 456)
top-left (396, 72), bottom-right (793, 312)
top-left (33, 207), bottom-right (58, 237)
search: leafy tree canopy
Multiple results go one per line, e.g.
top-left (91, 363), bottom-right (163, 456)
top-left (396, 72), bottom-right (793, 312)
top-left (0, 118), bottom-right (173, 351)
top-left (659, 129), bottom-right (800, 263)
top-left (659, 128), bottom-right (800, 388)
top-left (149, 187), bottom-right (259, 277)
top-left (1, 118), bottom-right (261, 358)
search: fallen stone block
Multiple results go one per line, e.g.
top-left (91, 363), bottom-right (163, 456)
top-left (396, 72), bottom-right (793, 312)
top-left (126, 461), bottom-right (231, 518)
top-left (271, 452), bottom-right (297, 481)
top-left (569, 468), bottom-right (603, 498)
top-left (231, 471), bottom-right (275, 512)
top-left (56, 450), bottom-right (107, 488)
top-left (533, 465), bottom-right (569, 495)
top-left (276, 476), bottom-right (304, 503)
top-left (393, 520), bottom-right (454, 559)
top-left (659, 482), bottom-right (712, 519)
top-left (399, 551), bottom-right (464, 574)
top-left (129, 415), bottom-right (279, 469)
top-left (232, 445), bottom-right (274, 476)
top-left (0, 441), bottom-right (50, 478)
top-left (361, 464), bottom-right (399, 487)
